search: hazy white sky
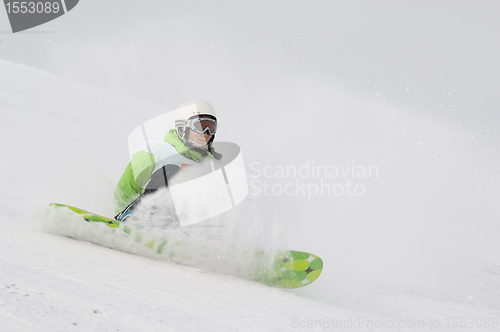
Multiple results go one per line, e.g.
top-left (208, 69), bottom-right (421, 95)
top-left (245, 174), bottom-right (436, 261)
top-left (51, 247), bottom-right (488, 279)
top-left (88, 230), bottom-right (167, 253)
top-left (1, 1), bottom-right (499, 144)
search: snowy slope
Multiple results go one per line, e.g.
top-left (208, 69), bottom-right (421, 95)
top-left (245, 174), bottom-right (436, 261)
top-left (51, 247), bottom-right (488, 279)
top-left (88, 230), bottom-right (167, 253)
top-left (1, 216), bottom-right (347, 332)
top-left (1, 59), bottom-right (500, 332)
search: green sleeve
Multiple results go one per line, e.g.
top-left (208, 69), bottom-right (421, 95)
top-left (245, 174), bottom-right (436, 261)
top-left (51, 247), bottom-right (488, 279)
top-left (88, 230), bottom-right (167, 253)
top-left (114, 151), bottom-right (156, 214)
top-left (131, 150), bottom-right (156, 188)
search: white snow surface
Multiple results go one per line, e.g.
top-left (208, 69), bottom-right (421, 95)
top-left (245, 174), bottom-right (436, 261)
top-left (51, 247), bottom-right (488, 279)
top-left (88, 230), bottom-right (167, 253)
top-left (1, 58), bottom-right (500, 332)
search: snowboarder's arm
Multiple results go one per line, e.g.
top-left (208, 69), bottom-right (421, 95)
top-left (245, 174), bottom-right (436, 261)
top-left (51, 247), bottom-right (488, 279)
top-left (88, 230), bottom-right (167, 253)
top-left (131, 150), bottom-right (156, 188)
top-left (114, 150), bottom-right (156, 214)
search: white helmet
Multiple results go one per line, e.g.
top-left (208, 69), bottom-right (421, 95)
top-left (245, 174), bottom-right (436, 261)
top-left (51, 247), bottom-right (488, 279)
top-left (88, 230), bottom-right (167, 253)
top-left (175, 100), bottom-right (217, 140)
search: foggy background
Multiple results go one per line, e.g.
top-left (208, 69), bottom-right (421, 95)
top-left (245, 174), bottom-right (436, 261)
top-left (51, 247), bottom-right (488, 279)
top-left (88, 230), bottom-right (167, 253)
top-left (1, 1), bottom-right (499, 144)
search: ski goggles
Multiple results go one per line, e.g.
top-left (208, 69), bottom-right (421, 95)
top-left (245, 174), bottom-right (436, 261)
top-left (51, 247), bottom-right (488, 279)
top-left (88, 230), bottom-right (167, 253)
top-left (187, 117), bottom-right (217, 135)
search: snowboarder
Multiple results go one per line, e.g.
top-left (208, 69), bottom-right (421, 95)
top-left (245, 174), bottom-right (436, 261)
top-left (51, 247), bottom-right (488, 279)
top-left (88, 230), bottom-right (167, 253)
top-left (114, 100), bottom-right (222, 221)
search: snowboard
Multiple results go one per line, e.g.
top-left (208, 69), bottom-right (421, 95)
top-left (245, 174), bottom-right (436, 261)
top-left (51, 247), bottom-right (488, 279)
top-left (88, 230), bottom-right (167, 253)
top-left (48, 203), bottom-right (323, 289)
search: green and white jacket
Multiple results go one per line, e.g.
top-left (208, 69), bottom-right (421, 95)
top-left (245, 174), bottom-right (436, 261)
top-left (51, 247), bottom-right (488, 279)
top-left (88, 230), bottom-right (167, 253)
top-left (114, 129), bottom-right (213, 214)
